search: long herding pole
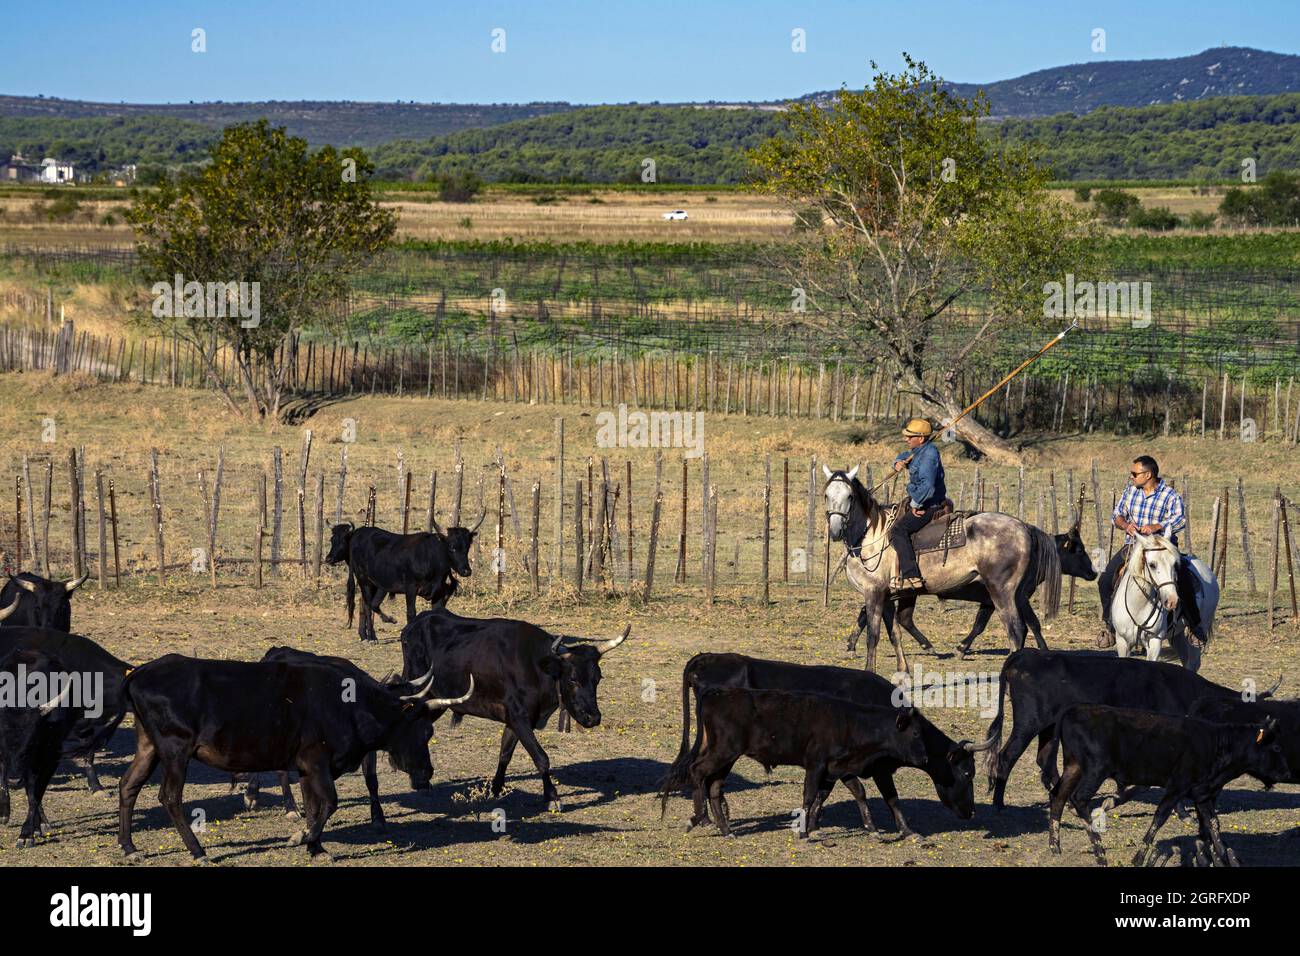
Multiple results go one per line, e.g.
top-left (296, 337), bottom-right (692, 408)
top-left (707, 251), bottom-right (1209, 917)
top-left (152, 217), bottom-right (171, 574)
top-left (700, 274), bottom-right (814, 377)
top-left (869, 323), bottom-right (1078, 490)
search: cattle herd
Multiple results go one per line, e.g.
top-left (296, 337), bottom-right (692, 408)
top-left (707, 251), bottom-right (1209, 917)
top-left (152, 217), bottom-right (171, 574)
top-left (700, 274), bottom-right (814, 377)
top-left (0, 509), bottom-right (1294, 867)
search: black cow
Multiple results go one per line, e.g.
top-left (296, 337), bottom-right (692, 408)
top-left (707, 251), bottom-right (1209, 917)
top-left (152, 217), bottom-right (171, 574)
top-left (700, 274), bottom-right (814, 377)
top-left (400, 608), bottom-right (630, 810)
top-left (659, 686), bottom-right (929, 838)
top-left (0, 626), bottom-right (132, 795)
top-left (1188, 696), bottom-right (1300, 788)
top-left (0, 647), bottom-right (81, 846)
top-left (326, 514), bottom-right (484, 642)
top-left (118, 654), bottom-right (472, 862)
top-left (665, 653), bottom-right (986, 836)
top-left (853, 526), bottom-right (1098, 657)
top-left (982, 649), bottom-right (1277, 810)
top-left (1048, 704), bottom-right (1288, 866)
top-left (235, 646), bottom-right (432, 828)
top-left (0, 572), bottom-right (88, 631)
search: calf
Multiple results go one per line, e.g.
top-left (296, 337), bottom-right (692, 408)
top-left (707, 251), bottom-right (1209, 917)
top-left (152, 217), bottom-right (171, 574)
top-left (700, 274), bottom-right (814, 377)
top-left (0, 647), bottom-right (80, 846)
top-left (119, 654), bottom-right (471, 862)
top-left (236, 646), bottom-right (432, 828)
top-left (401, 608), bottom-right (629, 810)
top-left (0, 572), bottom-right (88, 632)
top-left (326, 516), bottom-right (483, 641)
top-left (660, 687), bottom-right (929, 838)
top-left (981, 649), bottom-right (1273, 810)
top-left (0, 626), bottom-right (132, 795)
top-left (667, 653), bottom-right (986, 836)
top-left (1188, 696), bottom-right (1300, 787)
top-left (1048, 704), bottom-right (1288, 866)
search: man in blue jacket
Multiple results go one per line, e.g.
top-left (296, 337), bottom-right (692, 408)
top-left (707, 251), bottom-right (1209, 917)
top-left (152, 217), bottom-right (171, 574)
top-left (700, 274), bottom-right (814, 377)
top-left (888, 418), bottom-right (948, 592)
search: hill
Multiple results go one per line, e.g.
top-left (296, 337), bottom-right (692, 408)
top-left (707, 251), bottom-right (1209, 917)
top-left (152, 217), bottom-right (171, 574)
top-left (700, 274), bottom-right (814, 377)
top-left (796, 46), bottom-right (1300, 118)
top-left (0, 96), bottom-right (573, 148)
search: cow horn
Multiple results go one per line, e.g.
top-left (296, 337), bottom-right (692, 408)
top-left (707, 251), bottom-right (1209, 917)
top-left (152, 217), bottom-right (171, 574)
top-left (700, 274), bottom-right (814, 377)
top-left (15, 577), bottom-right (37, 593)
top-left (550, 635), bottom-right (568, 656)
top-left (1261, 674), bottom-right (1284, 699)
top-left (470, 509), bottom-right (486, 533)
top-left (399, 667), bottom-right (436, 698)
top-left (421, 675), bottom-right (474, 710)
top-left (431, 515), bottom-right (445, 535)
top-left (592, 624), bottom-right (631, 655)
top-left (961, 735), bottom-right (997, 753)
top-left (0, 595), bottom-right (19, 621)
top-left (64, 573), bottom-right (89, 593)
top-left (39, 679), bottom-right (74, 715)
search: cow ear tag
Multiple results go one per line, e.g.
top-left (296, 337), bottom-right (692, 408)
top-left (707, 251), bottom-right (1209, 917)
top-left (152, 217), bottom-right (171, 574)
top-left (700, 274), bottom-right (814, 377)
top-left (1257, 728), bottom-right (1266, 744)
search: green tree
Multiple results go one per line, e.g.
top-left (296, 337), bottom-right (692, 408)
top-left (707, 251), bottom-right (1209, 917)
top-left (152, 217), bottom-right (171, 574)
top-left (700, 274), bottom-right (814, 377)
top-left (129, 121), bottom-right (396, 419)
top-left (750, 57), bottom-right (1094, 463)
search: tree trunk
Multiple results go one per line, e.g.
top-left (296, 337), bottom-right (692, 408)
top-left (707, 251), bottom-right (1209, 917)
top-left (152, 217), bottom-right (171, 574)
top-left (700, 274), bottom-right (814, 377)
top-left (897, 368), bottom-right (1023, 466)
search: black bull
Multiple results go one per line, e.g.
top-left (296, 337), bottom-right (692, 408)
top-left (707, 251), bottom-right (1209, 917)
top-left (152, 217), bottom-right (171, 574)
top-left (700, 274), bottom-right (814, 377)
top-left (0, 647), bottom-right (82, 847)
top-left (0, 572), bottom-right (89, 632)
top-left (326, 514), bottom-right (485, 642)
top-left (662, 653), bottom-right (990, 836)
top-left (400, 608), bottom-right (630, 811)
top-left (118, 653), bottom-right (473, 862)
top-left (234, 646), bottom-right (435, 827)
top-left (0, 625), bottom-right (132, 797)
top-left (982, 649), bottom-right (1281, 810)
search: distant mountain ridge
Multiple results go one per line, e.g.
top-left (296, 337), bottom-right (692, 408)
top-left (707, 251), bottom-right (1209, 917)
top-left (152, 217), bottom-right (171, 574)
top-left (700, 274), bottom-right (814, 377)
top-left (793, 46), bottom-right (1300, 117)
top-left (4, 47), bottom-right (1299, 146)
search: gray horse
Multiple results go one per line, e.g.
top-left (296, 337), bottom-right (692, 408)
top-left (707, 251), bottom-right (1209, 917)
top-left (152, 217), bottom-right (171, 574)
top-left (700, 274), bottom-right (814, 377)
top-left (823, 466), bottom-right (1060, 673)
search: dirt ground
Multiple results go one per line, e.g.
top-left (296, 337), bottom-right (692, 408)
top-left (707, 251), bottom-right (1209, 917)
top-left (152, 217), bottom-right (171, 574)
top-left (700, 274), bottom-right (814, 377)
top-left (0, 375), bottom-right (1297, 867)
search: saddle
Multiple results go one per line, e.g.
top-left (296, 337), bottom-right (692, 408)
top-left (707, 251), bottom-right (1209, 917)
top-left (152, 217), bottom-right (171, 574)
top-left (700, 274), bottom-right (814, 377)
top-left (891, 497), bottom-right (969, 561)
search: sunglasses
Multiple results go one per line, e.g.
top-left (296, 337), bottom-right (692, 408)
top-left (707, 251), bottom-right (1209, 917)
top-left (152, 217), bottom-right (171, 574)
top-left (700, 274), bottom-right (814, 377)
top-left (1130, 470), bottom-right (1148, 478)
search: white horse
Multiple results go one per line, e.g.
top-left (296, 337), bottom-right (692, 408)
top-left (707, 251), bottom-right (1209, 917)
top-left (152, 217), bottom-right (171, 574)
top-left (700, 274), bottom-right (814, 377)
top-left (1110, 533), bottom-right (1218, 672)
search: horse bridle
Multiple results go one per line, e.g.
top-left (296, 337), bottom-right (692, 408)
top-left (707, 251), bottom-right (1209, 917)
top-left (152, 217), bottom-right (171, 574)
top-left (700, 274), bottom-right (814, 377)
top-left (824, 473), bottom-right (896, 570)
top-left (1122, 546), bottom-right (1179, 639)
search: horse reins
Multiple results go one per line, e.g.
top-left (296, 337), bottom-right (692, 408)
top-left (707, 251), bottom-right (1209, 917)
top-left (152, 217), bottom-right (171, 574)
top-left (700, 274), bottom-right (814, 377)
top-left (824, 473), bottom-right (898, 573)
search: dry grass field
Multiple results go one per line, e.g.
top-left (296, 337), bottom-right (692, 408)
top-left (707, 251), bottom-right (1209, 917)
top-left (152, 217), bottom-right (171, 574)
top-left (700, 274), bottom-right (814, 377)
top-left (0, 373), bottom-right (1296, 867)
top-left (0, 186), bottom-right (1228, 249)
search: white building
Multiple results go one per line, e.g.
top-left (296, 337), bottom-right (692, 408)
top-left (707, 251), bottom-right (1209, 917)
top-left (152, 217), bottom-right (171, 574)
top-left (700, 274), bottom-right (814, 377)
top-left (39, 157), bottom-right (75, 184)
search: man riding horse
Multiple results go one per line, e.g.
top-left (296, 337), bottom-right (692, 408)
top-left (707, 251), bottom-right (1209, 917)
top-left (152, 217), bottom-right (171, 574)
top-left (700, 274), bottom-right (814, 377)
top-left (889, 418), bottom-right (948, 592)
top-left (1096, 455), bottom-right (1206, 649)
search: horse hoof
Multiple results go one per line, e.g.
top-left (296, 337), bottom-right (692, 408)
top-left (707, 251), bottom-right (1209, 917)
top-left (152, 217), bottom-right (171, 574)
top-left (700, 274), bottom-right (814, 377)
top-left (122, 850), bottom-right (144, 864)
top-left (547, 799), bottom-right (563, 813)
top-left (310, 851), bottom-right (334, 864)
top-left (288, 829), bottom-right (307, 846)
top-left (16, 837), bottom-right (34, 848)
top-left (284, 809), bottom-right (301, 821)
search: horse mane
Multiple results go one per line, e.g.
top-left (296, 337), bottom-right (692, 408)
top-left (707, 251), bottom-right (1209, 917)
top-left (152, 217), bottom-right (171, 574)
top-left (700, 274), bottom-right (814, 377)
top-left (1126, 534), bottom-right (1178, 586)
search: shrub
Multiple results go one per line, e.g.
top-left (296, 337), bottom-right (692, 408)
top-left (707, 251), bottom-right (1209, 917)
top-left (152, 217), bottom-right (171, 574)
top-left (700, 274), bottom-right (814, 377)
top-left (1128, 205), bottom-right (1181, 231)
top-left (1092, 188), bottom-right (1140, 224)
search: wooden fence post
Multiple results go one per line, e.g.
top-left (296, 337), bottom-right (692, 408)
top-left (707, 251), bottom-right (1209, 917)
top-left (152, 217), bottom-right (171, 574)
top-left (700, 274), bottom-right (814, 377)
top-left (644, 491), bottom-right (663, 601)
top-left (1236, 476), bottom-right (1256, 594)
top-left (108, 479), bottom-right (121, 588)
top-left (314, 473), bottom-right (325, 588)
top-left (573, 480), bottom-right (584, 594)
top-left (94, 469), bottom-right (106, 589)
top-left (530, 480), bottom-right (541, 597)
top-left (761, 457), bottom-right (770, 606)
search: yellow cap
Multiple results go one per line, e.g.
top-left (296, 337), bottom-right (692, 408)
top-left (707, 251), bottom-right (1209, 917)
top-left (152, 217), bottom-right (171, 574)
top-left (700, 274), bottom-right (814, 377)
top-left (902, 418), bottom-right (933, 438)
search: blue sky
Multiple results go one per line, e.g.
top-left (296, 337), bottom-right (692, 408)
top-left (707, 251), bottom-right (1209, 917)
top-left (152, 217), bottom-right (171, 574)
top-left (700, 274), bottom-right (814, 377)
top-left (4, 0), bottom-right (1298, 104)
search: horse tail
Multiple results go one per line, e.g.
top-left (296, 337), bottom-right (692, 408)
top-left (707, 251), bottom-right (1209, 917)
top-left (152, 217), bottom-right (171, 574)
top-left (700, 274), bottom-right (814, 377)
top-left (1033, 527), bottom-right (1061, 620)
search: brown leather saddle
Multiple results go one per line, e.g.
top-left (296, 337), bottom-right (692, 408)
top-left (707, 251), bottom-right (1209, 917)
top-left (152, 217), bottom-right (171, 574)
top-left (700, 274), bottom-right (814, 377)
top-left (908, 498), bottom-right (969, 563)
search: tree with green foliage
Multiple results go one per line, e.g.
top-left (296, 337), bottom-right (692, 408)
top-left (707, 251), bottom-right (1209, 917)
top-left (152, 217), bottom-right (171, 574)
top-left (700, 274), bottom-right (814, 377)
top-left (1091, 188), bottom-right (1141, 224)
top-left (128, 121), bottom-right (397, 419)
top-left (1219, 170), bottom-right (1300, 227)
top-left (750, 57), bottom-right (1094, 463)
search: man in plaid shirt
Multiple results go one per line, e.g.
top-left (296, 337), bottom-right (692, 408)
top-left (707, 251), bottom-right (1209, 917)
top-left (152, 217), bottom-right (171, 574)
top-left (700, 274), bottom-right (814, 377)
top-left (1097, 455), bottom-right (1205, 648)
